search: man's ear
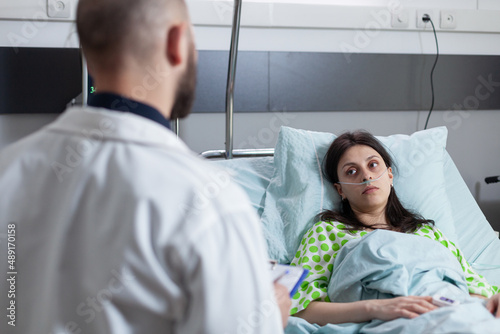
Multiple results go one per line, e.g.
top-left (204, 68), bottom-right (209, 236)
top-left (166, 23), bottom-right (188, 66)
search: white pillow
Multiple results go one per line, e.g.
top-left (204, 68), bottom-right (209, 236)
top-left (260, 126), bottom-right (458, 263)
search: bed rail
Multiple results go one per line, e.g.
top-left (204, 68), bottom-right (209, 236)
top-left (201, 148), bottom-right (274, 159)
top-left (200, 0), bottom-right (275, 160)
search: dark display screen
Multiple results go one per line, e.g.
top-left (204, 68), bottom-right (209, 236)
top-left (0, 47), bottom-right (82, 114)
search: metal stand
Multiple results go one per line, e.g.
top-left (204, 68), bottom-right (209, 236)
top-left (201, 0), bottom-right (274, 159)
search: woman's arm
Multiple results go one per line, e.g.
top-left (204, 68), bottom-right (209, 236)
top-left (415, 225), bottom-right (499, 298)
top-left (470, 294), bottom-right (487, 299)
top-left (292, 222), bottom-right (437, 325)
top-left (290, 221), bottom-right (368, 314)
top-left (290, 221), bottom-right (340, 315)
top-left (295, 297), bottom-right (437, 326)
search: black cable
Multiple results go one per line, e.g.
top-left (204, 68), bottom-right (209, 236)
top-left (424, 18), bottom-right (439, 130)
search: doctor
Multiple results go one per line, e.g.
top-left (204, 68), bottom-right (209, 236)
top-left (0, 0), bottom-right (289, 333)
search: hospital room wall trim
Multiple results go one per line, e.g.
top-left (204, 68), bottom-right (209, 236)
top-left (191, 50), bottom-right (500, 113)
top-left (1, 48), bottom-right (499, 115)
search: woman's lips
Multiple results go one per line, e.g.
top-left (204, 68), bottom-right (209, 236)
top-left (362, 186), bottom-right (378, 194)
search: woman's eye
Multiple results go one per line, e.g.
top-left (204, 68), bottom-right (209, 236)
top-left (369, 161), bottom-right (379, 168)
top-left (346, 169), bottom-right (357, 176)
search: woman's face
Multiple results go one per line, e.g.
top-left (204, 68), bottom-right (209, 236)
top-left (334, 145), bottom-right (393, 213)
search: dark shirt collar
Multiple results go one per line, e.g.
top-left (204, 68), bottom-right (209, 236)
top-left (88, 93), bottom-right (171, 130)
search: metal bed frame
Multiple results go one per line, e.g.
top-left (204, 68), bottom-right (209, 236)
top-left (199, 0), bottom-right (275, 160)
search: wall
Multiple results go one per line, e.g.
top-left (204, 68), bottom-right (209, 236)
top-left (0, 0), bottom-right (499, 229)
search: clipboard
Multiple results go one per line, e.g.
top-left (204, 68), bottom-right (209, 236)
top-left (269, 260), bottom-right (309, 297)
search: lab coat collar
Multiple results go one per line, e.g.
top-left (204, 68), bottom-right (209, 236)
top-left (88, 92), bottom-right (171, 130)
top-left (46, 106), bottom-right (190, 153)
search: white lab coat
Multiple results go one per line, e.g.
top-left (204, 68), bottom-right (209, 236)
top-left (0, 106), bottom-right (284, 334)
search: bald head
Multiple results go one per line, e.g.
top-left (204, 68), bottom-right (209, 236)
top-left (77, 0), bottom-right (188, 70)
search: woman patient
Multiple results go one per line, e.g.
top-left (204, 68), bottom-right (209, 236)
top-left (290, 130), bottom-right (500, 325)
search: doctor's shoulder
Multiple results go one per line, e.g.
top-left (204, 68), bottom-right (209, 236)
top-left (178, 150), bottom-right (254, 210)
top-left (136, 143), bottom-right (255, 215)
top-left (0, 128), bottom-right (52, 170)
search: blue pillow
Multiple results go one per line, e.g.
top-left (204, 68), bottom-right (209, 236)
top-left (261, 126), bottom-right (458, 263)
top-left (213, 157), bottom-right (274, 217)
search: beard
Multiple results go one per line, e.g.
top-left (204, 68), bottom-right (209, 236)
top-left (170, 44), bottom-right (197, 120)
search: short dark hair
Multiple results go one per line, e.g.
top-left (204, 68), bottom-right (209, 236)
top-left (318, 130), bottom-right (434, 233)
top-left (77, 0), bottom-right (185, 68)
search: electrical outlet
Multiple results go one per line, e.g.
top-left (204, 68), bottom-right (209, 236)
top-left (440, 10), bottom-right (457, 29)
top-left (391, 9), bottom-right (409, 28)
top-left (416, 9), bottom-right (437, 28)
top-left (47, 0), bottom-right (71, 19)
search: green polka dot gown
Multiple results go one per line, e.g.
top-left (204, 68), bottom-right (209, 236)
top-left (289, 221), bottom-right (499, 315)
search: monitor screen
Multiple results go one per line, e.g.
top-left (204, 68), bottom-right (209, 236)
top-left (0, 47), bottom-right (82, 114)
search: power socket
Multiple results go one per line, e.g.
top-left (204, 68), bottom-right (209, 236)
top-left (441, 10), bottom-right (457, 29)
top-left (417, 9), bottom-right (437, 28)
top-left (391, 9), bottom-right (410, 28)
top-left (47, 0), bottom-right (71, 19)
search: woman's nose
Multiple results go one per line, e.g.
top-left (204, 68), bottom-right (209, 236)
top-left (361, 169), bottom-right (372, 181)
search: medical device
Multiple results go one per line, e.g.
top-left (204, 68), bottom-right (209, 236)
top-left (432, 294), bottom-right (460, 307)
top-left (0, 47), bottom-right (81, 115)
top-left (336, 168), bottom-right (389, 186)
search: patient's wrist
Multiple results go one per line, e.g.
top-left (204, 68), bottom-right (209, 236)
top-left (470, 293), bottom-right (487, 300)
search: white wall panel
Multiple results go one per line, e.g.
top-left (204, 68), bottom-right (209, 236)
top-left (0, 0), bottom-right (77, 21)
top-left (478, 0), bottom-right (500, 10)
top-left (0, 20), bottom-right (78, 48)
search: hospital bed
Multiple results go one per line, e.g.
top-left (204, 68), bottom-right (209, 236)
top-left (200, 0), bottom-right (500, 331)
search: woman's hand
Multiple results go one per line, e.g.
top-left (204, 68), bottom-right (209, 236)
top-left (366, 296), bottom-right (438, 321)
top-left (296, 297), bottom-right (437, 326)
top-left (274, 283), bottom-right (292, 328)
top-left (486, 294), bottom-right (500, 318)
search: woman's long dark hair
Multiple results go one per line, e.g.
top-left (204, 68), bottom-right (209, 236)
top-left (318, 131), bottom-right (434, 233)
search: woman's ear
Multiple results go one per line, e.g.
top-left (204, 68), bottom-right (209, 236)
top-left (334, 183), bottom-right (343, 198)
top-left (387, 167), bottom-right (394, 182)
